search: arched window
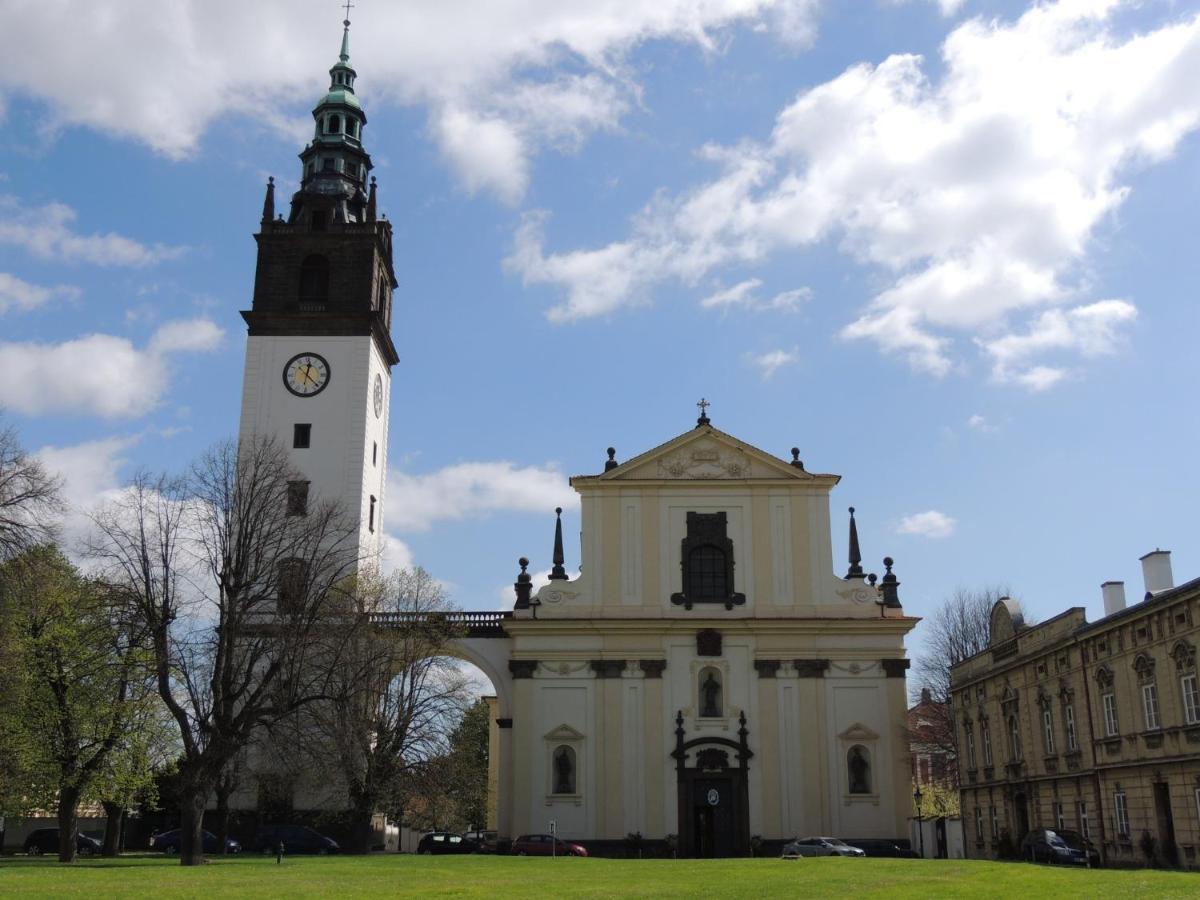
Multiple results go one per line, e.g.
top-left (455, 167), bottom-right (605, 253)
top-left (698, 667), bottom-right (723, 718)
top-left (327, 114), bottom-right (341, 135)
top-left (847, 745), bottom-right (871, 794)
top-left (299, 255), bottom-right (329, 308)
top-left (552, 745), bottom-right (575, 794)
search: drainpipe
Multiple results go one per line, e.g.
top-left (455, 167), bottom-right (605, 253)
top-left (1075, 634), bottom-right (1109, 866)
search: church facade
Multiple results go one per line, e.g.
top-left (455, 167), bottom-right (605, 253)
top-left (233, 19), bottom-right (918, 856)
top-left (482, 419), bottom-right (919, 854)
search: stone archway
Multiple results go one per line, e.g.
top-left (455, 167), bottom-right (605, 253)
top-left (671, 710), bottom-right (753, 857)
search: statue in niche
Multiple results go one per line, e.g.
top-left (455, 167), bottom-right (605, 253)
top-left (553, 745), bottom-right (575, 794)
top-left (701, 671), bottom-right (722, 718)
top-left (848, 745), bottom-right (871, 794)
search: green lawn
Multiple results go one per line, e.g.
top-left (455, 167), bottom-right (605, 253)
top-left (0, 854), bottom-right (1196, 899)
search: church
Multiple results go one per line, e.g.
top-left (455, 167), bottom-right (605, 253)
top-left (234, 18), bottom-right (918, 856)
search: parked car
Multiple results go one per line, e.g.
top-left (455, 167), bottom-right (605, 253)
top-left (255, 824), bottom-right (339, 855)
top-left (783, 837), bottom-right (866, 858)
top-left (464, 829), bottom-right (498, 853)
top-left (1056, 830), bottom-right (1101, 867)
top-left (1019, 829), bottom-right (1090, 865)
top-left (149, 829), bottom-right (242, 855)
top-left (844, 838), bottom-right (920, 858)
top-left (23, 828), bottom-right (102, 857)
top-left (511, 834), bottom-right (588, 857)
top-left (417, 832), bottom-right (478, 855)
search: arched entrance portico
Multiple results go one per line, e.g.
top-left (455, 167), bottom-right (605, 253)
top-left (672, 710), bottom-right (753, 857)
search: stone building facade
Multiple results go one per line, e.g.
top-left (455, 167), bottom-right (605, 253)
top-left (950, 552), bottom-right (1200, 868)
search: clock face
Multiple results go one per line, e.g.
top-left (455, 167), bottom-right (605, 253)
top-left (373, 374), bottom-right (384, 418)
top-left (283, 353), bottom-right (330, 397)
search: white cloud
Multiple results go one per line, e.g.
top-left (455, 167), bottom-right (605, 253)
top-left (966, 413), bottom-right (996, 433)
top-left (0, 196), bottom-right (186, 266)
top-left (885, 0), bottom-right (966, 16)
top-left (700, 279), bottom-right (810, 312)
top-left (896, 509), bottom-right (957, 539)
top-left (35, 434), bottom-right (140, 550)
top-left (387, 461), bottom-right (577, 532)
top-left (509, 2), bottom-right (1200, 385)
top-left (747, 347), bottom-right (799, 379)
top-left (379, 532), bottom-right (415, 574)
top-left (0, 318), bottom-right (224, 418)
top-left (0, 1), bottom-right (821, 202)
top-left (0, 272), bottom-right (79, 312)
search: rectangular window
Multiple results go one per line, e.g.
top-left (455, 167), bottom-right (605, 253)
top-left (974, 806), bottom-right (983, 842)
top-left (1115, 791), bottom-right (1129, 836)
top-left (1043, 709), bottom-right (1056, 755)
top-left (966, 729), bottom-right (977, 769)
top-left (372, 441), bottom-right (378, 467)
top-left (1103, 693), bottom-right (1119, 736)
top-left (1055, 801), bottom-right (1065, 832)
top-left (1078, 800), bottom-right (1090, 839)
top-left (1065, 704), bottom-right (1078, 750)
top-left (982, 724), bottom-right (993, 765)
top-left (1195, 788), bottom-right (1200, 824)
top-left (286, 480), bottom-right (309, 517)
top-left (368, 495), bottom-right (376, 533)
top-left (1182, 674), bottom-right (1200, 725)
top-left (990, 805), bottom-right (999, 839)
top-left (293, 423), bottom-right (311, 449)
top-left (1142, 683), bottom-right (1160, 730)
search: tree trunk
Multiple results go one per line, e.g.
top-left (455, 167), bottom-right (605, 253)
top-left (179, 787), bottom-right (209, 866)
top-left (351, 792), bottom-right (376, 854)
top-left (214, 784), bottom-right (232, 855)
top-left (101, 800), bottom-right (124, 857)
top-left (57, 784), bottom-right (81, 863)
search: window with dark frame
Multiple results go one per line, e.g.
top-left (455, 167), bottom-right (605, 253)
top-left (293, 423), bottom-right (311, 449)
top-left (670, 511), bottom-right (745, 610)
top-left (373, 441), bottom-right (378, 467)
top-left (287, 480), bottom-right (309, 517)
top-left (369, 495), bottom-right (376, 532)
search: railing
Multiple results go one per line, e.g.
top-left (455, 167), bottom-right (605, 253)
top-left (369, 610), bottom-right (511, 638)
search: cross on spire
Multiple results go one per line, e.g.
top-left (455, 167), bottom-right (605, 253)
top-left (342, 0), bottom-right (354, 23)
top-left (696, 397), bottom-right (711, 427)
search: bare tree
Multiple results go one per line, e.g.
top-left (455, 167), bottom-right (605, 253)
top-left (0, 423), bottom-right (62, 562)
top-left (87, 438), bottom-right (360, 865)
top-left (297, 567), bottom-right (470, 853)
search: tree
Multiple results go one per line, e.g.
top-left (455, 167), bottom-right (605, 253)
top-left (0, 423), bottom-right (63, 563)
top-left (910, 587), bottom-right (1018, 780)
top-left (445, 698), bottom-right (490, 830)
top-left (300, 566), bottom-right (471, 853)
top-left (0, 546), bottom-right (154, 862)
top-left (87, 438), bottom-right (361, 865)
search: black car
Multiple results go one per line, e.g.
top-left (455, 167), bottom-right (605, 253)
top-left (1019, 828), bottom-right (1089, 865)
top-left (256, 824), bottom-right (339, 855)
top-left (149, 828), bottom-right (242, 855)
top-left (1056, 830), bottom-right (1101, 867)
top-left (417, 831), bottom-right (479, 855)
top-left (23, 828), bottom-right (102, 856)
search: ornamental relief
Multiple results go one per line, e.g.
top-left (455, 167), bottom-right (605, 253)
top-left (835, 586), bottom-right (875, 605)
top-left (657, 443), bottom-right (751, 479)
top-left (535, 661), bottom-right (592, 677)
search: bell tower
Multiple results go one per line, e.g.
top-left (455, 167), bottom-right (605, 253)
top-left (237, 15), bottom-right (397, 567)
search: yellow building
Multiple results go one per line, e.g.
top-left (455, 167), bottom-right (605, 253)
top-left (950, 552), bottom-right (1200, 868)
top-left (480, 415), bottom-right (918, 856)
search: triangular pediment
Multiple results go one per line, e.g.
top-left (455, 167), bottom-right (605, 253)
top-left (575, 426), bottom-right (839, 484)
top-left (838, 722), bottom-right (880, 742)
top-left (544, 723), bottom-right (586, 741)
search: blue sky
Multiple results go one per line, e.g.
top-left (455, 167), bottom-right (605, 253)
top-left (1, 0), bottom-right (1198, 669)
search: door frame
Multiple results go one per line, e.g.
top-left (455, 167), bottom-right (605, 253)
top-left (672, 710), bottom-right (753, 857)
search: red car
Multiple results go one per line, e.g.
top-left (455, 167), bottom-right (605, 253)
top-left (512, 834), bottom-right (588, 857)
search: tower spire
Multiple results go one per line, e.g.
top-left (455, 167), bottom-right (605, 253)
top-left (339, 3), bottom-right (353, 63)
top-left (549, 507), bottom-right (568, 580)
top-left (846, 507), bottom-right (864, 579)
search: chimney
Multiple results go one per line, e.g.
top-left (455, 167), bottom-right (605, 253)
top-left (1101, 581), bottom-right (1126, 617)
top-left (1140, 549), bottom-right (1174, 597)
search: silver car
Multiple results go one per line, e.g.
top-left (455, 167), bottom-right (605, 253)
top-left (782, 837), bottom-right (866, 858)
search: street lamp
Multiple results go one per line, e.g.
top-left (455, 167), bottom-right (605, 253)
top-left (913, 786), bottom-right (925, 859)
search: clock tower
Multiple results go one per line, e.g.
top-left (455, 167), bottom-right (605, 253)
top-left (238, 16), bottom-right (396, 568)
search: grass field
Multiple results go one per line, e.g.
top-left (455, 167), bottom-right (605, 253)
top-left (1, 853), bottom-right (1198, 899)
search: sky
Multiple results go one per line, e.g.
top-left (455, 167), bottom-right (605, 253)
top-left (2, 0), bottom-right (1198, 679)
